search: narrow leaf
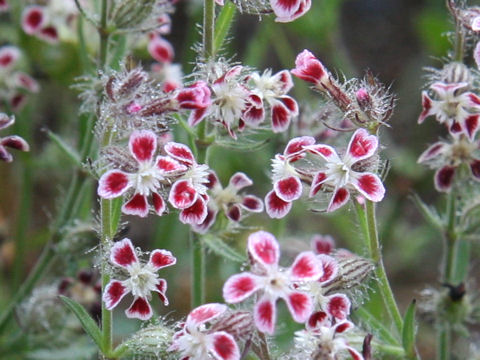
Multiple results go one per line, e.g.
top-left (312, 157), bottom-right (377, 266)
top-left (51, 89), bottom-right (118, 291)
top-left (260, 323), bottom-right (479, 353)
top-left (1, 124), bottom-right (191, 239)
top-left (411, 194), bottom-right (443, 230)
top-left (202, 234), bottom-right (246, 263)
top-left (214, 1), bottom-right (236, 53)
top-left (402, 299), bottom-right (417, 359)
top-left (46, 130), bottom-right (82, 167)
top-left (60, 295), bottom-right (104, 352)
top-left (352, 307), bottom-right (400, 346)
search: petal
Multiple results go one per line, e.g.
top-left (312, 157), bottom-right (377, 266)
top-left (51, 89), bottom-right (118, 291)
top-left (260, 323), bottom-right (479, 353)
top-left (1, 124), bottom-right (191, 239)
top-left (291, 49), bottom-right (327, 84)
top-left (284, 291), bottom-right (313, 323)
top-left (241, 195), bottom-right (264, 212)
top-left (122, 193), bottom-right (149, 217)
top-left (188, 107), bottom-right (209, 127)
top-left (169, 180), bottom-right (197, 209)
top-left (14, 72), bottom-right (39, 93)
top-left (0, 46), bottom-right (19, 69)
top-left (1, 135), bottom-right (29, 152)
top-left (326, 294), bottom-right (351, 320)
top-left (475, 41), bottom-right (480, 69)
top-left (125, 297), bottom-right (153, 320)
top-left (148, 36), bottom-right (174, 63)
top-left (327, 188), bottom-right (350, 212)
top-left (164, 142), bottom-right (195, 166)
top-left (97, 170), bottom-right (131, 199)
top-left (38, 26), bottom-right (59, 44)
top-left (247, 230), bottom-right (280, 267)
top-left (351, 173), bottom-right (385, 202)
top-left (177, 81), bottom-right (211, 110)
top-left (270, 0), bottom-right (301, 19)
top-left (470, 159), bottom-right (480, 181)
top-left (156, 156), bottom-right (187, 174)
top-left (271, 101), bottom-right (291, 133)
top-left (0, 146), bottom-right (12, 162)
top-left (228, 172), bottom-right (253, 190)
top-left (289, 251), bottom-right (323, 281)
top-left (210, 332), bottom-right (240, 360)
top-left (152, 192), bottom-right (166, 215)
top-left (206, 171), bottom-right (221, 190)
top-left (309, 171), bottom-right (328, 197)
top-left (179, 196), bottom-right (208, 224)
top-left (434, 166), bottom-right (456, 192)
top-left (223, 272), bottom-right (263, 303)
top-left (417, 142), bottom-right (447, 163)
top-left (227, 204), bottom-right (241, 222)
top-left (22, 6), bottom-right (46, 35)
top-left (274, 176), bottom-right (302, 202)
top-left (311, 234), bottom-right (335, 255)
top-left (110, 238), bottom-right (138, 269)
top-left (334, 320), bottom-right (354, 334)
top-left (284, 136), bottom-right (315, 159)
top-left (154, 278), bottom-right (169, 305)
top-left (242, 94), bottom-right (265, 126)
top-left (305, 144), bottom-right (340, 163)
top-left (279, 96), bottom-right (299, 116)
top-left (149, 249), bottom-right (176, 270)
top-left (306, 311), bottom-right (329, 331)
top-left (0, 113), bottom-right (14, 130)
top-left (265, 189), bottom-right (292, 218)
top-left (254, 296), bottom-right (276, 335)
top-left (463, 114), bottom-right (479, 141)
top-left (129, 130), bottom-right (157, 163)
top-left (418, 91), bottom-right (434, 124)
top-left (187, 303), bottom-right (227, 326)
top-left (317, 254), bottom-right (339, 283)
top-left (345, 129), bottom-right (378, 163)
top-left (347, 347), bottom-right (364, 360)
top-left (272, 70), bottom-right (294, 93)
top-left (103, 280), bottom-right (129, 310)
top-left (191, 206), bottom-right (218, 234)
top-left (275, 0), bottom-right (311, 22)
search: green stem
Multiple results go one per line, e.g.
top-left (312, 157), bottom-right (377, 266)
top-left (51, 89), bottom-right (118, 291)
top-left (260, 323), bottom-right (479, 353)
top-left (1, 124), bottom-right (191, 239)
top-left (365, 200), bottom-right (403, 335)
top-left (437, 326), bottom-right (450, 360)
top-left (191, 231), bottom-right (206, 308)
top-left (203, 0), bottom-right (216, 59)
top-left (444, 192), bottom-right (457, 283)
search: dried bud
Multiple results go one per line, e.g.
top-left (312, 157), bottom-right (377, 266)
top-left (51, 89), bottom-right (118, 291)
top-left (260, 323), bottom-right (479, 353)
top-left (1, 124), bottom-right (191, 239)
top-left (111, 0), bottom-right (156, 29)
top-left (323, 254), bottom-right (374, 295)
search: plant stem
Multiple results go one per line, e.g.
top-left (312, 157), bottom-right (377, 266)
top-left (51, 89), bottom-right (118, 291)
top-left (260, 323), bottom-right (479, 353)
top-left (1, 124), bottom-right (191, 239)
top-left (365, 200), bottom-right (403, 335)
top-left (437, 325), bottom-right (450, 360)
top-left (444, 192), bottom-right (457, 283)
top-left (191, 231), bottom-right (206, 308)
top-left (203, 0), bottom-right (216, 59)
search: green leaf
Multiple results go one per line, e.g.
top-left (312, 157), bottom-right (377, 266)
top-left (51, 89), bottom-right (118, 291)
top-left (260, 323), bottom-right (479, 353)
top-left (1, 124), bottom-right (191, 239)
top-left (402, 299), bottom-right (417, 359)
top-left (110, 197), bottom-right (124, 238)
top-left (202, 235), bottom-right (246, 263)
top-left (411, 194), bottom-right (443, 231)
top-left (46, 130), bottom-right (82, 167)
top-left (352, 307), bottom-right (400, 346)
top-left (214, 1), bottom-right (236, 53)
top-left (59, 296), bottom-right (104, 352)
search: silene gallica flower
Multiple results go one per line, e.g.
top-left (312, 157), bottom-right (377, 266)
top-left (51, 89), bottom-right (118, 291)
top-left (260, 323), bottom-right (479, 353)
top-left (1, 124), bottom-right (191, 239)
top-left (223, 231), bottom-right (322, 334)
top-left (168, 303), bottom-right (241, 360)
top-left (103, 238), bottom-right (176, 320)
top-left (0, 113), bottom-right (29, 162)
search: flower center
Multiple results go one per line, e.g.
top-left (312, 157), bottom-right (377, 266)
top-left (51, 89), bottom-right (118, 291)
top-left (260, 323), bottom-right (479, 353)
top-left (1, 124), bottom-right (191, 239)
top-left (133, 163), bottom-right (161, 195)
top-left (128, 263), bottom-right (158, 298)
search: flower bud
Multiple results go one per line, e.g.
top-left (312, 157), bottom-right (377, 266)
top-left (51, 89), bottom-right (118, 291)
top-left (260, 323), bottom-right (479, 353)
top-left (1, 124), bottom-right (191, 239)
top-left (291, 49), bottom-right (328, 85)
top-left (111, 0), bottom-right (157, 29)
top-left (176, 81), bottom-right (211, 110)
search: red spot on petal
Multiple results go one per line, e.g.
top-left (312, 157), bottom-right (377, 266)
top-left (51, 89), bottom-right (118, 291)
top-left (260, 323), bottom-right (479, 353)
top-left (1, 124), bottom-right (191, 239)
top-left (126, 297), bottom-right (152, 320)
top-left (287, 292), bottom-right (311, 322)
top-left (291, 253), bottom-right (320, 280)
top-left (327, 295), bottom-right (350, 320)
top-left (471, 160), bottom-right (480, 180)
top-left (435, 166), bottom-right (456, 192)
top-left (357, 174), bottom-right (381, 198)
top-left (265, 190), bottom-right (292, 218)
top-left (256, 300), bottom-right (274, 333)
top-left (112, 240), bottom-right (137, 267)
top-left (123, 193), bottom-right (148, 217)
top-left (275, 176), bottom-right (302, 202)
top-left (212, 333), bottom-right (239, 360)
top-left (105, 281), bottom-right (126, 309)
top-left (150, 250), bottom-right (176, 268)
top-left (130, 131), bottom-right (156, 162)
top-left (348, 129), bottom-right (377, 159)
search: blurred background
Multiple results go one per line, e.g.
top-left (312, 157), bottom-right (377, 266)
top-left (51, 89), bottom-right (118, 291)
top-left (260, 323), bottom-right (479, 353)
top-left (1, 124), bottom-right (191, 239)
top-left (1, 0), bottom-right (478, 358)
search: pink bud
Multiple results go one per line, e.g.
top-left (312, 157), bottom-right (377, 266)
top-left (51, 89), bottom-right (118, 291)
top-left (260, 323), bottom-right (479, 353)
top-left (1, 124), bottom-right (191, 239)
top-left (126, 101), bottom-right (143, 114)
top-left (291, 49), bottom-right (327, 84)
top-left (355, 88), bottom-right (371, 110)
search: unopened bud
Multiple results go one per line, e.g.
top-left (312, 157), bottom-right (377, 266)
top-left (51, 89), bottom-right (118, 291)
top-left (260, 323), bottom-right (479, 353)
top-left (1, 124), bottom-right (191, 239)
top-left (126, 322), bottom-right (174, 358)
top-left (112, 0), bottom-right (156, 29)
top-left (355, 88), bottom-right (371, 110)
top-left (441, 62), bottom-right (472, 86)
top-left (211, 310), bottom-right (255, 340)
top-left (323, 255), bottom-right (374, 294)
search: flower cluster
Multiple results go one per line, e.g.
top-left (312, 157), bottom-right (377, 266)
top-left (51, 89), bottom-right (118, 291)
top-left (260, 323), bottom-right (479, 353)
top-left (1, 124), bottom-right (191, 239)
top-left (0, 113), bottom-right (30, 162)
top-left (98, 130), bottom-right (211, 224)
top-left (103, 238), bottom-right (176, 320)
top-left (21, 0), bottom-right (79, 44)
top-left (0, 46), bottom-right (39, 112)
top-left (192, 171), bottom-right (264, 233)
top-left (186, 63), bottom-right (298, 138)
top-left (265, 129), bottom-right (385, 218)
top-left (418, 62), bottom-right (480, 192)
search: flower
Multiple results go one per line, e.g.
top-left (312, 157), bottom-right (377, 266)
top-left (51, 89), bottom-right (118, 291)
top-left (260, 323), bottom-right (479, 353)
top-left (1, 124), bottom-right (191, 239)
top-left (168, 303), bottom-right (240, 360)
top-left (419, 82), bottom-right (480, 141)
top-left (248, 69), bottom-right (299, 132)
top-left (148, 34), bottom-right (174, 63)
top-left (0, 113), bottom-right (29, 162)
top-left (103, 238), bottom-right (176, 320)
top-left (223, 231), bottom-right (322, 334)
top-left (294, 311), bottom-right (364, 360)
top-left (165, 141), bottom-right (211, 224)
top-left (307, 128), bottom-right (385, 212)
top-left (98, 130), bottom-right (187, 217)
top-left (418, 136), bottom-right (480, 192)
top-left (192, 171), bottom-right (264, 233)
top-left (265, 136), bottom-right (315, 218)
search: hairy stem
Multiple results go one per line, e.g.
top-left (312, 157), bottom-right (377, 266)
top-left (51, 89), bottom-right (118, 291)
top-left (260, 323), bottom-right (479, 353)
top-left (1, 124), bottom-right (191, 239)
top-left (203, 0), bottom-right (216, 59)
top-left (365, 200), bottom-right (403, 335)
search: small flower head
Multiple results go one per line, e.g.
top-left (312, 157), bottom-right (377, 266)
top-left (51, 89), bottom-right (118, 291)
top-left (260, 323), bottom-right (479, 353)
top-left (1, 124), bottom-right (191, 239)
top-left (103, 238), bottom-right (176, 320)
top-left (307, 129), bottom-right (385, 212)
top-left (169, 303), bottom-right (241, 360)
top-left (223, 231), bottom-right (322, 334)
